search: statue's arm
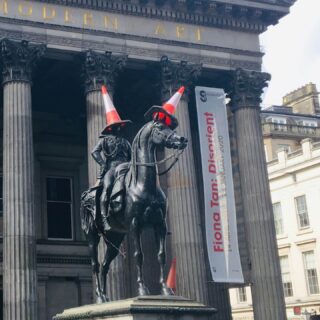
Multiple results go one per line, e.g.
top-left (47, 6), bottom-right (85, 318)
top-left (91, 139), bottom-right (105, 166)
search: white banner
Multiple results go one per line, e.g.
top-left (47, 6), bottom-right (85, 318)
top-left (195, 86), bottom-right (244, 283)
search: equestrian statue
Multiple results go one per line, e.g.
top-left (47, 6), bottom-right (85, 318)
top-left (80, 85), bottom-right (188, 303)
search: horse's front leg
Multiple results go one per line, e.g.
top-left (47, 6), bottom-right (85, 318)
top-left (131, 217), bottom-right (149, 296)
top-left (154, 217), bottom-right (174, 296)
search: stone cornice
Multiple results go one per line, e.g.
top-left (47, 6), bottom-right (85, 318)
top-left (0, 27), bottom-right (261, 71)
top-left (31, 0), bottom-right (294, 33)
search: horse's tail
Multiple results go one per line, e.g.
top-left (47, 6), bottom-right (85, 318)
top-left (80, 190), bottom-right (95, 235)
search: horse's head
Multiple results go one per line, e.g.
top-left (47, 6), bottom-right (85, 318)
top-left (151, 121), bottom-right (188, 150)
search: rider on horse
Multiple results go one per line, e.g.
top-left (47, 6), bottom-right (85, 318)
top-left (92, 85), bottom-right (132, 233)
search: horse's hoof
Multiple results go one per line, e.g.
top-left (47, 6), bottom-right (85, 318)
top-left (138, 285), bottom-right (150, 296)
top-left (96, 296), bottom-right (103, 304)
top-left (161, 286), bottom-right (174, 296)
top-left (101, 294), bottom-right (110, 303)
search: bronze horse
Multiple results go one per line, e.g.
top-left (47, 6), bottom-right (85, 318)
top-left (80, 116), bottom-right (188, 303)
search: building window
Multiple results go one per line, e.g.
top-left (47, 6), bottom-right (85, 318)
top-left (237, 287), bottom-right (247, 302)
top-left (46, 177), bottom-right (73, 240)
top-left (277, 144), bottom-right (291, 153)
top-left (303, 251), bottom-right (319, 295)
top-left (279, 256), bottom-right (293, 297)
top-left (295, 195), bottom-right (310, 229)
top-left (272, 202), bottom-right (284, 235)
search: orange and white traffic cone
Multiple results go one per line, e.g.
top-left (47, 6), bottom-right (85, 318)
top-left (166, 258), bottom-right (177, 293)
top-left (100, 85), bottom-right (131, 135)
top-left (163, 86), bottom-right (185, 115)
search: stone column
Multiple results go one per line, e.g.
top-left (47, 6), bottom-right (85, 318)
top-left (231, 68), bottom-right (286, 319)
top-left (160, 56), bottom-right (209, 303)
top-left (1, 39), bottom-right (45, 320)
top-left (82, 50), bottom-right (127, 300)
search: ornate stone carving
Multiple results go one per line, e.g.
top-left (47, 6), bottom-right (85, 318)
top-left (160, 55), bottom-right (202, 101)
top-left (83, 50), bottom-right (127, 93)
top-left (0, 39), bottom-right (46, 84)
top-left (230, 68), bottom-right (271, 110)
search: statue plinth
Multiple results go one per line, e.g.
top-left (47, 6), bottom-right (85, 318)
top-left (53, 296), bottom-right (217, 320)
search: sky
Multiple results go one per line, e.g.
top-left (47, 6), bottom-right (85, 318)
top-left (259, 0), bottom-right (320, 107)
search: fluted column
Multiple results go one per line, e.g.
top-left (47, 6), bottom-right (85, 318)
top-left (231, 68), bottom-right (286, 320)
top-left (1, 39), bottom-right (45, 320)
top-left (160, 56), bottom-right (209, 303)
top-left (82, 50), bottom-right (127, 300)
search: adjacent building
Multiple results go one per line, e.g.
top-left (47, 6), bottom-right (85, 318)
top-left (230, 83), bottom-right (320, 320)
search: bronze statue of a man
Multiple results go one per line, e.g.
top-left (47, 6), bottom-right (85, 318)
top-left (92, 85), bottom-right (132, 232)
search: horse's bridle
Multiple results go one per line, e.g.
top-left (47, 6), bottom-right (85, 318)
top-left (132, 123), bottom-right (185, 175)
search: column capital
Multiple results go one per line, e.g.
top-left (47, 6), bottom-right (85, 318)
top-left (0, 39), bottom-right (46, 84)
top-left (230, 68), bottom-right (270, 111)
top-left (160, 55), bottom-right (202, 102)
top-left (83, 50), bottom-right (127, 94)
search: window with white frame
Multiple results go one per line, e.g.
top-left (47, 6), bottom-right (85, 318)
top-left (272, 202), bottom-right (284, 235)
top-left (277, 144), bottom-right (291, 153)
top-left (294, 195), bottom-right (310, 229)
top-left (237, 287), bottom-right (247, 303)
top-left (46, 177), bottom-right (73, 240)
top-left (303, 251), bottom-right (319, 295)
top-left (302, 120), bottom-right (317, 127)
top-left (279, 255), bottom-right (293, 297)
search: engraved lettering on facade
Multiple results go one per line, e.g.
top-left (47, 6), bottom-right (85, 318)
top-left (0, 1), bottom-right (8, 14)
top-left (104, 16), bottom-right (118, 30)
top-left (83, 12), bottom-right (94, 27)
top-left (195, 27), bottom-right (202, 41)
top-left (18, 2), bottom-right (33, 16)
top-left (154, 23), bottom-right (166, 36)
top-left (42, 6), bottom-right (56, 20)
top-left (176, 25), bottom-right (185, 39)
top-left (64, 9), bottom-right (73, 23)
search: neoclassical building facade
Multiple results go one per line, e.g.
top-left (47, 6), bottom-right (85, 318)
top-left (0, 0), bottom-right (294, 319)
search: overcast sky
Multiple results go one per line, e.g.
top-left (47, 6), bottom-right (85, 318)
top-left (259, 0), bottom-right (320, 107)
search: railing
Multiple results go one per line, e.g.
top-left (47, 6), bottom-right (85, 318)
top-left (262, 123), bottom-right (320, 138)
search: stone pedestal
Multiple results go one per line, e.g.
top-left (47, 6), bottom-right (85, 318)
top-left (53, 296), bottom-right (217, 320)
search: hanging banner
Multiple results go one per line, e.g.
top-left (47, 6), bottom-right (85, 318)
top-left (195, 86), bottom-right (243, 283)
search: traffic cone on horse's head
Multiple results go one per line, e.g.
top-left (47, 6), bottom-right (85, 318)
top-left (166, 257), bottom-right (177, 293)
top-left (100, 85), bottom-right (132, 135)
top-left (163, 86), bottom-right (185, 115)
top-left (144, 86), bottom-right (185, 129)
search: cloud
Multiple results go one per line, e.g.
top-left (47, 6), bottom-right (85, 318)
top-left (260, 0), bottom-right (320, 107)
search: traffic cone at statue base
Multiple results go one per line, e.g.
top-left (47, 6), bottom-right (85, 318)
top-left (144, 86), bottom-right (185, 129)
top-left (166, 257), bottom-right (177, 293)
top-left (100, 85), bottom-right (132, 135)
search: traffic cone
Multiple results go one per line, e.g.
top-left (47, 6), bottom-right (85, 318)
top-left (163, 86), bottom-right (185, 115)
top-left (166, 258), bottom-right (177, 293)
top-left (100, 85), bottom-right (131, 134)
top-left (155, 86), bottom-right (185, 127)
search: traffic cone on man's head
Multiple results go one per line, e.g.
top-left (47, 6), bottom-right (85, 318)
top-left (100, 85), bottom-right (131, 135)
top-left (166, 258), bottom-right (177, 293)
